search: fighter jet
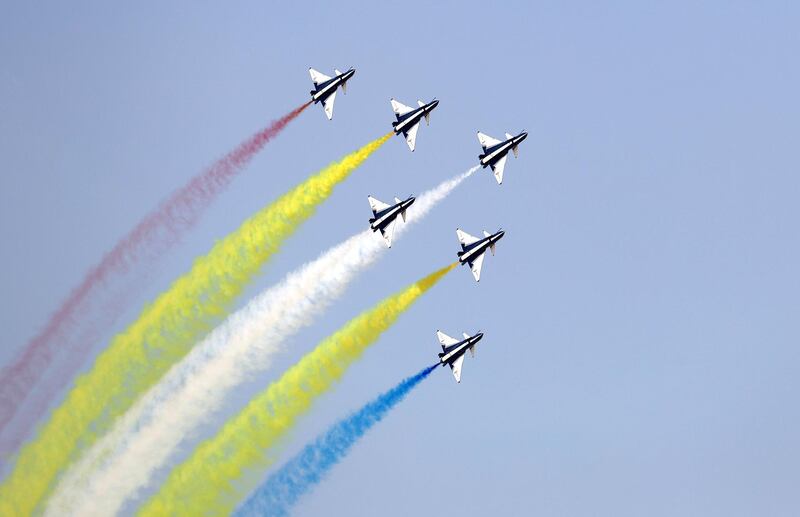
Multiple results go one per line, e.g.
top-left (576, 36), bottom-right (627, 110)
top-left (456, 228), bottom-right (505, 282)
top-left (390, 98), bottom-right (439, 152)
top-left (368, 195), bottom-right (415, 248)
top-left (436, 330), bottom-right (484, 383)
top-left (477, 130), bottom-right (528, 184)
top-left (309, 67), bottom-right (355, 120)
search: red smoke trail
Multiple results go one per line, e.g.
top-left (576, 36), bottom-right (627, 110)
top-left (0, 102), bottom-right (310, 458)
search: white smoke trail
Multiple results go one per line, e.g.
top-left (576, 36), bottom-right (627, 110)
top-left (45, 167), bottom-right (476, 517)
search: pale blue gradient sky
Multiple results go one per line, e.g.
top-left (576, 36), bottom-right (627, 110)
top-left (1, 1), bottom-right (799, 515)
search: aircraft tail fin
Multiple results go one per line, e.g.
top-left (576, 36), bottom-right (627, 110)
top-left (368, 195), bottom-right (390, 215)
top-left (437, 330), bottom-right (459, 348)
top-left (391, 98), bottom-right (414, 116)
top-left (309, 67), bottom-right (331, 86)
top-left (477, 131), bottom-right (501, 151)
top-left (457, 228), bottom-right (480, 248)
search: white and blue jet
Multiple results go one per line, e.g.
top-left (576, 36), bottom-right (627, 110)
top-left (456, 228), bottom-right (505, 282)
top-left (309, 67), bottom-right (355, 120)
top-left (390, 98), bottom-right (439, 151)
top-left (436, 330), bottom-right (484, 383)
top-left (477, 130), bottom-right (528, 184)
top-left (368, 195), bottom-right (415, 248)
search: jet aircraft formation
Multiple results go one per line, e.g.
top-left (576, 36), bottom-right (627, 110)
top-left (308, 66), bottom-right (526, 382)
top-left (0, 64), bottom-right (531, 517)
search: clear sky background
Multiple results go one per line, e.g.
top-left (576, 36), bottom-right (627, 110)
top-left (1, 1), bottom-right (799, 515)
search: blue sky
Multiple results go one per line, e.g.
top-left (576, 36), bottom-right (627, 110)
top-left (1, 1), bottom-right (799, 515)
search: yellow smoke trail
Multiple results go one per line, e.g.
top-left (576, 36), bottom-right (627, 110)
top-left (0, 132), bottom-right (393, 516)
top-left (139, 262), bottom-right (456, 516)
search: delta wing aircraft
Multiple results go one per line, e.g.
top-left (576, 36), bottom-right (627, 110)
top-left (309, 67), bottom-right (355, 120)
top-left (456, 228), bottom-right (505, 282)
top-left (390, 98), bottom-right (439, 151)
top-left (368, 195), bottom-right (415, 248)
top-left (477, 130), bottom-right (528, 184)
top-left (437, 330), bottom-right (484, 383)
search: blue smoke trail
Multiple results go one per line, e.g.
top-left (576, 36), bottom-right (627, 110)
top-left (236, 364), bottom-right (438, 517)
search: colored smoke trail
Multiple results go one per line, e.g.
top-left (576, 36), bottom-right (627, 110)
top-left (237, 365), bottom-right (437, 517)
top-left (0, 102), bottom-right (309, 458)
top-left (45, 169), bottom-right (475, 516)
top-left (0, 132), bottom-right (391, 516)
top-left (139, 263), bottom-right (456, 516)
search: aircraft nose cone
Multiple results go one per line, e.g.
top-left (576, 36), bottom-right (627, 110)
top-left (497, 230), bottom-right (505, 240)
top-left (519, 132), bottom-right (528, 142)
top-left (430, 99), bottom-right (440, 110)
top-left (408, 196), bottom-right (416, 205)
top-left (476, 332), bottom-right (484, 340)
